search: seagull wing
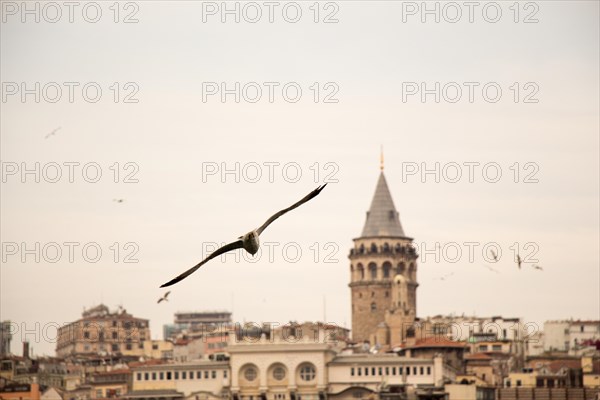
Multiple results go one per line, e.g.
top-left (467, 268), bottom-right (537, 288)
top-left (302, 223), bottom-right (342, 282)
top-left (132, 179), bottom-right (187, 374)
top-left (160, 240), bottom-right (243, 288)
top-left (165, 291), bottom-right (171, 299)
top-left (157, 298), bottom-right (164, 304)
top-left (256, 184), bottom-right (327, 236)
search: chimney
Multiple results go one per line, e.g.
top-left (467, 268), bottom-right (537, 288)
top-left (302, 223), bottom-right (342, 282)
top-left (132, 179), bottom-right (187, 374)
top-left (23, 341), bottom-right (30, 359)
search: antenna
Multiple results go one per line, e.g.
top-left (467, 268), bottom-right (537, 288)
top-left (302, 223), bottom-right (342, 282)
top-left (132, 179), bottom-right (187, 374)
top-left (380, 146), bottom-right (384, 171)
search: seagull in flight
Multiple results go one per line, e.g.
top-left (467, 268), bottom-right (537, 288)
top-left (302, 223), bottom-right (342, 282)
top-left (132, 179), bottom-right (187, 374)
top-left (113, 198), bottom-right (125, 203)
top-left (45, 127), bottom-right (61, 139)
top-left (483, 264), bottom-right (500, 273)
top-left (532, 264), bottom-right (543, 271)
top-left (157, 291), bottom-right (171, 304)
top-left (434, 272), bottom-right (454, 281)
top-left (160, 184), bottom-right (328, 288)
top-left (490, 249), bottom-right (498, 262)
top-left (516, 254), bottom-right (523, 269)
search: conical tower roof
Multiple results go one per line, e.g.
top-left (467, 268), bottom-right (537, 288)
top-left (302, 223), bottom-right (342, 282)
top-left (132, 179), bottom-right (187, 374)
top-left (361, 172), bottom-right (406, 237)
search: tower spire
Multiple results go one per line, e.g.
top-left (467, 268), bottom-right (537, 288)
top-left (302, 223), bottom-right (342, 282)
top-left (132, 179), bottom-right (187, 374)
top-left (380, 146), bottom-right (384, 171)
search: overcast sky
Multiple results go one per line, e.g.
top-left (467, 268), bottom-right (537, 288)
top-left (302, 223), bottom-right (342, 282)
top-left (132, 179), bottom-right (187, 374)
top-left (1, 1), bottom-right (598, 356)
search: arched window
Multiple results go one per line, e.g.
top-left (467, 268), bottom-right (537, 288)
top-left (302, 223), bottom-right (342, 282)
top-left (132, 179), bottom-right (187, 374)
top-left (359, 244), bottom-right (365, 254)
top-left (370, 302), bottom-right (377, 312)
top-left (397, 262), bottom-right (406, 276)
top-left (370, 243), bottom-right (378, 253)
top-left (299, 364), bottom-right (316, 381)
top-left (383, 243), bottom-right (390, 253)
top-left (357, 263), bottom-right (364, 280)
top-left (408, 263), bottom-right (416, 281)
top-left (382, 262), bottom-right (392, 278)
top-left (368, 262), bottom-right (377, 280)
top-left (395, 244), bottom-right (402, 253)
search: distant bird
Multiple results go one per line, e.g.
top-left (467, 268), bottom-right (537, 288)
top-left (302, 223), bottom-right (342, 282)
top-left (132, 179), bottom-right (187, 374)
top-left (157, 291), bottom-right (171, 304)
top-left (45, 127), bottom-right (61, 139)
top-left (483, 264), bottom-right (500, 273)
top-left (532, 264), bottom-right (543, 271)
top-left (490, 249), bottom-right (498, 262)
top-left (113, 199), bottom-right (125, 203)
top-left (516, 254), bottom-right (523, 269)
top-left (160, 184), bottom-right (328, 288)
top-left (434, 272), bottom-right (454, 281)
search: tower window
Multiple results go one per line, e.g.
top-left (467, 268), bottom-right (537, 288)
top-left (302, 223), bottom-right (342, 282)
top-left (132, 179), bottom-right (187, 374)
top-left (370, 302), bottom-right (376, 312)
top-left (369, 263), bottom-right (377, 280)
top-left (383, 262), bottom-right (391, 278)
top-left (370, 243), bottom-right (377, 253)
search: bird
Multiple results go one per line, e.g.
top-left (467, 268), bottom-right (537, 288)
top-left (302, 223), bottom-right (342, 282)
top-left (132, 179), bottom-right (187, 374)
top-left (113, 199), bottom-right (125, 203)
top-left (483, 264), bottom-right (500, 273)
top-left (490, 249), bottom-right (498, 262)
top-left (157, 291), bottom-right (171, 303)
top-left (160, 184), bottom-right (328, 288)
top-left (45, 127), bottom-right (61, 139)
top-left (434, 272), bottom-right (454, 281)
top-left (532, 264), bottom-right (543, 271)
top-left (516, 254), bottom-right (522, 269)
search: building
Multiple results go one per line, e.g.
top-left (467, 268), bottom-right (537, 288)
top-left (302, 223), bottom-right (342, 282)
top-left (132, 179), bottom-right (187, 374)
top-left (0, 322), bottom-right (12, 357)
top-left (543, 320), bottom-right (600, 353)
top-left (56, 305), bottom-right (150, 358)
top-left (0, 382), bottom-right (41, 400)
top-left (128, 360), bottom-right (229, 400)
top-left (164, 312), bottom-right (232, 342)
top-left (328, 353), bottom-right (453, 400)
top-left (349, 167), bottom-right (419, 348)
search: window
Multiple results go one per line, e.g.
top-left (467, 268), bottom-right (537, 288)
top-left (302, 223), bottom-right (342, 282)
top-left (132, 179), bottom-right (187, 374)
top-left (96, 390), bottom-right (103, 398)
top-left (144, 372), bottom-right (149, 380)
top-left (351, 367), bottom-right (355, 376)
top-left (197, 371), bottom-right (202, 379)
top-left (357, 368), bottom-right (362, 376)
top-left (479, 345), bottom-right (488, 352)
top-left (378, 367), bottom-right (382, 375)
top-left (516, 380), bottom-right (522, 387)
top-left (112, 331), bottom-right (118, 339)
top-left (369, 263), bottom-right (377, 279)
top-left (406, 368), bottom-right (410, 376)
top-left (371, 367), bottom-right (376, 376)
top-left (205, 371), bottom-right (209, 379)
top-left (212, 370), bottom-right (217, 379)
top-left (492, 345), bottom-right (502, 351)
top-left (398, 367), bottom-right (402, 375)
top-left (413, 367), bottom-right (417, 375)
top-left (370, 303), bottom-right (377, 312)
top-left (392, 367), bottom-right (396, 375)
top-left (273, 366), bottom-right (286, 380)
top-left (224, 370), bottom-right (228, 378)
top-left (111, 344), bottom-right (118, 351)
top-left (84, 331), bottom-right (90, 339)
top-left (383, 263), bottom-right (391, 278)
top-left (175, 371), bottom-right (179, 379)
top-left (126, 343), bottom-right (132, 350)
top-left (365, 367), bottom-right (369, 376)
top-left (385, 367), bottom-right (389, 375)
top-left (160, 372), bottom-right (164, 380)
top-left (137, 373), bottom-right (142, 381)
top-left (244, 367), bottom-right (257, 381)
top-left (420, 367), bottom-right (424, 375)
top-left (182, 371), bottom-right (187, 379)
top-left (426, 367), bottom-right (431, 375)
top-left (300, 365), bottom-right (316, 381)
top-left (152, 372), bottom-right (157, 380)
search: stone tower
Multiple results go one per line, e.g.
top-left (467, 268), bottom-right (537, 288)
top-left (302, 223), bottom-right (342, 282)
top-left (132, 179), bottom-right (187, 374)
top-left (349, 168), bottom-right (418, 348)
